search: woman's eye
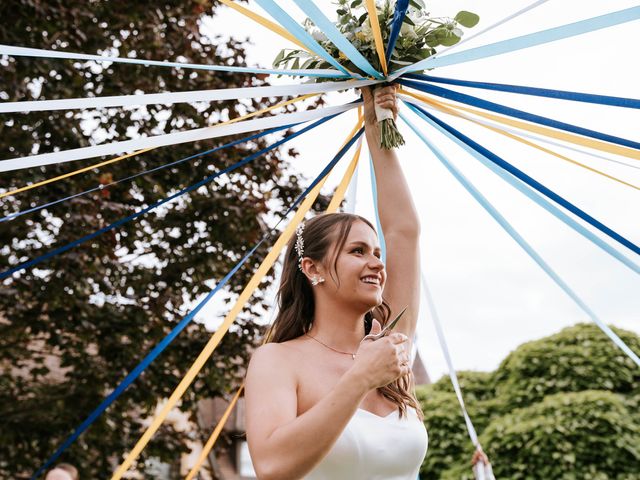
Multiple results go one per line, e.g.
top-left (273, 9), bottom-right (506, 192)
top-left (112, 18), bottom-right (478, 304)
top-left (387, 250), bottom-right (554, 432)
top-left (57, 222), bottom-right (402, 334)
top-left (352, 247), bottom-right (364, 254)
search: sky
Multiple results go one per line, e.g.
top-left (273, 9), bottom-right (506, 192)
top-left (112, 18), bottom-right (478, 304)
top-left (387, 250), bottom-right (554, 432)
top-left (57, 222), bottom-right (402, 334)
top-left (198, 0), bottom-right (640, 381)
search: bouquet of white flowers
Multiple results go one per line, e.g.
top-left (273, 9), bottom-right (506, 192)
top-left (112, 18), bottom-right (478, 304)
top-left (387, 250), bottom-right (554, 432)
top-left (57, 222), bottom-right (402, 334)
top-left (273, 0), bottom-right (479, 149)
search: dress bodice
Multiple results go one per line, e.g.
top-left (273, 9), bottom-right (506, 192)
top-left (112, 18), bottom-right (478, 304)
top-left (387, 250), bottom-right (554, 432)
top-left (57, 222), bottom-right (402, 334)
top-left (304, 406), bottom-right (428, 480)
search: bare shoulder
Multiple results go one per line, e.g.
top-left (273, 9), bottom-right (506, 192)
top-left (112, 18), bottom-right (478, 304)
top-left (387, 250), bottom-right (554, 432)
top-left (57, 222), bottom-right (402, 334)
top-left (246, 340), bottom-right (303, 380)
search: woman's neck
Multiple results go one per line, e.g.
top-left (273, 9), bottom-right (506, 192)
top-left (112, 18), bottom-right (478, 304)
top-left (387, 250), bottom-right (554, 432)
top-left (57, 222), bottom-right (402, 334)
top-left (307, 301), bottom-right (367, 352)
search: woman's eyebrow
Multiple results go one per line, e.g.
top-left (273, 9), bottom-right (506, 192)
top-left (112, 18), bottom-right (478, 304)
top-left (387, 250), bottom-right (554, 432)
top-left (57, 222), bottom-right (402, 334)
top-left (347, 241), bottom-right (382, 252)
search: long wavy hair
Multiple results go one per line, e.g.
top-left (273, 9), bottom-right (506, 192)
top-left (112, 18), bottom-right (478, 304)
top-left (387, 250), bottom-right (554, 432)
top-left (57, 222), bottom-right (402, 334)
top-left (265, 212), bottom-right (423, 420)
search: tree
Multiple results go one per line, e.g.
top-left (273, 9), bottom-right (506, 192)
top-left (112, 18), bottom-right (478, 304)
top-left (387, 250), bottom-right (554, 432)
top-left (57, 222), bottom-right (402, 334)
top-left (417, 324), bottom-right (640, 479)
top-left (0, 1), bottom-right (330, 478)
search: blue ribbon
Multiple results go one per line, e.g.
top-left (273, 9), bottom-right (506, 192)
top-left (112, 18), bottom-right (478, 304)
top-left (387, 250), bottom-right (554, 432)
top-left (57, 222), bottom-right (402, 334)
top-left (1, 124), bottom-right (299, 224)
top-left (401, 109), bottom-right (640, 368)
top-left (399, 78), bottom-right (640, 152)
top-left (291, 0), bottom-right (383, 79)
top-left (401, 100), bottom-right (640, 273)
top-left (403, 102), bottom-right (639, 256)
top-left (32, 126), bottom-right (365, 478)
top-left (253, 0), bottom-right (354, 77)
top-left (393, 5), bottom-right (640, 74)
top-left (385, 0), bottom-right (409, 63)
top-left (1, 111), bottom-right (347, 281)
top-left (406, 73), bottom-right (640, 109)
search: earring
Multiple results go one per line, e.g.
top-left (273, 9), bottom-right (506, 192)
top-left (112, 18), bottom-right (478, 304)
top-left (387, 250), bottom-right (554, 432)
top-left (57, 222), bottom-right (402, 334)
top-left (311, 276), bottom-right (325, 286)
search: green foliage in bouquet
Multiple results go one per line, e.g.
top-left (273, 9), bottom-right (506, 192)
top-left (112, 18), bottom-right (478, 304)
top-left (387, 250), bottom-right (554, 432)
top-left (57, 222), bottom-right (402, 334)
top-left (273, 0), bottom-right (479, 78)
top-left (271, 0), bottom-right (478, 149)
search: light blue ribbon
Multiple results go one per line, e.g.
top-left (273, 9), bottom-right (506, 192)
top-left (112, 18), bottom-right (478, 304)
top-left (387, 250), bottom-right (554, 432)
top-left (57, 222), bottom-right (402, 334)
top-left (291, 0), bottom-right (383, 79)
top-left (401, 106), bottom-right (640, 368)
top-left (254, 0), bottom-right (355, 77)
top-left (0, 44), bottom-right (350, 79)
top-left (421, 274), bottom-right (480, 447)
top-left (392, 5), bottom-right (640, 75)
top-left (369, 153), bottom-right (387, 264)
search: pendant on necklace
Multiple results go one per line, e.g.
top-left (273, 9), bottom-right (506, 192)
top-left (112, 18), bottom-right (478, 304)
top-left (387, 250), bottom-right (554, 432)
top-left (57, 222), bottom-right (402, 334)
top-left (351, 354), bottom-right (356, 360)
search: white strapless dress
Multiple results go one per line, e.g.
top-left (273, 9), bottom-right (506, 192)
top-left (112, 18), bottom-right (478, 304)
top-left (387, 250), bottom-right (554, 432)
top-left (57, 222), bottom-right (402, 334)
top-left (304, 407), bottom-right (428, 480)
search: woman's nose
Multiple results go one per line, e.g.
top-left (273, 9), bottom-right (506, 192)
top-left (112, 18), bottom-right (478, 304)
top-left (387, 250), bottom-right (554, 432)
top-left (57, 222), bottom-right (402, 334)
top-left (369, 255), bottom-right (384, 270)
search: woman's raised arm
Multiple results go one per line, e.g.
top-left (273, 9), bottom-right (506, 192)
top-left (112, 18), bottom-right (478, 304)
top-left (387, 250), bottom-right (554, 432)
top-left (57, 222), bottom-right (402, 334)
top-left (361, 86), bottom-right (421, 341)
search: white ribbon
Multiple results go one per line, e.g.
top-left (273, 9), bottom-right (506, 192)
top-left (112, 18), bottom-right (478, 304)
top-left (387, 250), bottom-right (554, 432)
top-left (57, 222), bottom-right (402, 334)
top-left (0, 102), bottom-right (360, 172)
top-left (0, 79), bottom-right (379, 113)
top-left (438, 0), bottom-right (550, 55)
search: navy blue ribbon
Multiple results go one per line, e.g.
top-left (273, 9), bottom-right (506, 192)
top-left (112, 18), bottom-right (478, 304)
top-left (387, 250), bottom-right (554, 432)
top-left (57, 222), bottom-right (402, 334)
top-left (1, 124), bottom-right (299, 223)
top-left (407, 104), bottom-right (639, 255)
top-left (399, 78), bottom-right (640, 152)
top-left (1, 112), bottom-right (344, 281)
top-left (385, 0), bottom-right (410, 63)
top-left (406, 73), bottom-right (640, 109)
top-left (31, 125), bottom-right (364, 478)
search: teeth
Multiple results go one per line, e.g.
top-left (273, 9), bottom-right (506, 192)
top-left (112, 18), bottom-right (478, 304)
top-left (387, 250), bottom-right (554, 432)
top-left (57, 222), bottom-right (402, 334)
top-left (362, 277), bottom-right (379, 284)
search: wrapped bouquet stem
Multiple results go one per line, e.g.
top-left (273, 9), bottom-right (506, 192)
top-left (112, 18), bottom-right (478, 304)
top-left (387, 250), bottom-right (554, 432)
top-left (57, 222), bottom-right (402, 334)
top-left (373, 84), bottom-right (405, 149)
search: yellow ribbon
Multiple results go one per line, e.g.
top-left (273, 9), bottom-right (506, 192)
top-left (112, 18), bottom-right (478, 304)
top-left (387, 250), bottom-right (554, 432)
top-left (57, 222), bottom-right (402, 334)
top-left (400, 88), bottom-right (639, 191)
top-left (112, 116), bottom-right (364, 479)
top-left (365, 0), bottom-right (388, 76)
top-left (218, 0), bottom-right (311, 53)
top-left (184, 386), bottom-right (244, 480)
top-left (184, 123), bottom-right (364, 480)
top-left (1, 93), bottom-right (318, 200)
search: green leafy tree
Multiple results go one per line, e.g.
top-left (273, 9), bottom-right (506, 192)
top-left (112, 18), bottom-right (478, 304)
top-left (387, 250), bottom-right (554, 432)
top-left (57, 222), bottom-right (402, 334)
top-left (0, 1), bottom-right (330, 478)
top-left (417, 324), bottom-right (640, 479)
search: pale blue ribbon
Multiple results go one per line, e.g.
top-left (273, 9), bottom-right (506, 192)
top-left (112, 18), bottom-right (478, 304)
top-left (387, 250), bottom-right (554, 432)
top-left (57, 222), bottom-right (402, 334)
top-left (291, 0), bottom-right (383, 79)
top-left (392, 5), bottom-right (640, 75)
top-left (401, 107), bottom-right (640, 368)
top-left (421, 273), bottom-right (480, 447)
top-left (254, 0), bottom-right (355, 77)
top-left (0, 44), bottom-right (350, 79)
top-left (369, 153), bottom-right (387, 263)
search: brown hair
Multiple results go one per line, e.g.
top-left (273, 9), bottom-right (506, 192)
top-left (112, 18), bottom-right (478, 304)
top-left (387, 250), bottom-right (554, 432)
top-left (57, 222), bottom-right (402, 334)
top-left (266, 212), bottom-right (423, 420)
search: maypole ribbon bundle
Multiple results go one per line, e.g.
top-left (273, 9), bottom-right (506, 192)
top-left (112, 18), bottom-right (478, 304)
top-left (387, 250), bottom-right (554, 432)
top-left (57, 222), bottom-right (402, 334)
top-left (2, 0), bottom-right (639, 477)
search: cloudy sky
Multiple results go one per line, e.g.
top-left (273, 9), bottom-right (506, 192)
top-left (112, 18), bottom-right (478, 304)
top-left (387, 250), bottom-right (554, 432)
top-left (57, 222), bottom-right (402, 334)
top-left (199, 0), bottom-right (640, 381)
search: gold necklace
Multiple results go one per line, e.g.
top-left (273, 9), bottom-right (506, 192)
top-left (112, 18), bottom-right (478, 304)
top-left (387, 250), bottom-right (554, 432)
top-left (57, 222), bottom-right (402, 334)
top-left (305, 333), bottom-right (357, 359)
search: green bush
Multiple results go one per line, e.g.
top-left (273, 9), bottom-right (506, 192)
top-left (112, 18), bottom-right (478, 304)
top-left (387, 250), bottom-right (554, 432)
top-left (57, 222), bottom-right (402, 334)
top-left (493, 324), bottom-right (640, 410)
top-left (479, 390), bottom-right (640, 479)
top-left (418, 324), bottom-right (640, 479)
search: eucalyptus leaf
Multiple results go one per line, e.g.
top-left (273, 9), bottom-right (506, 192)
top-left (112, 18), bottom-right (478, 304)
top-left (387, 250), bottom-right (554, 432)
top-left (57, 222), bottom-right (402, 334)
top-left (454, 10), bottom-right (480, 28)
top-left (440, 33), bottom-right (460, 46)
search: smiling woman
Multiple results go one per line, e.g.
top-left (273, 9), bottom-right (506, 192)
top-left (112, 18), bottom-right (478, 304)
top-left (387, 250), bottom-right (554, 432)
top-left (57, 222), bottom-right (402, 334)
top-left (243, 84), bottom-right (427, 480)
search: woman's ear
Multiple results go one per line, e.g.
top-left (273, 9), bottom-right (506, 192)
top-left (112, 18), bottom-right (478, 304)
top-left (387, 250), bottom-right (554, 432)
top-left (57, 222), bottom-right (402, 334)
top-left (300, 257), bottom-right (324, 281)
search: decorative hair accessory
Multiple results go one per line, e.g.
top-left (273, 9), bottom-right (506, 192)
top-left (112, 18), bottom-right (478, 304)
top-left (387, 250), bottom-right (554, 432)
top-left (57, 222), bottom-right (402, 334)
top-left (295, 221), bottom-right (305, 272)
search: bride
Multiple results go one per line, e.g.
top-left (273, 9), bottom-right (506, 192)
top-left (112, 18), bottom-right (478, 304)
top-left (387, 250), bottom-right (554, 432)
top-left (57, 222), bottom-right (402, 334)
top-left (244, 84), bottom-right (427, 480)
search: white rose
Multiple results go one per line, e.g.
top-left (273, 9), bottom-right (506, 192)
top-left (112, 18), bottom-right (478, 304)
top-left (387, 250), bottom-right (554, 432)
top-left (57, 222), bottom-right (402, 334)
top-left (361, 20), bottom-right (372, 37)
top-left (311, 30), bottom-right (327, 42)
top-left (400, 23), bottom-right (418, 39)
